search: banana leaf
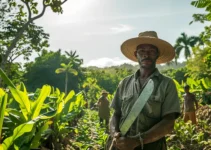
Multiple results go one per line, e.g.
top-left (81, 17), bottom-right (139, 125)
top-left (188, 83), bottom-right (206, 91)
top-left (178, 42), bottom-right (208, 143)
top-left (0, 69), bottom-right (15, 89)
top-left (2, 110), bottom-right (56, 150)
top-left (0, 93), bottom-right (8, 142)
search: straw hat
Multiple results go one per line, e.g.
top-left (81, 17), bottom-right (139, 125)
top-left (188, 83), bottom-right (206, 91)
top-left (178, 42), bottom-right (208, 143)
top-left (121, 31), bottom-right (175, 64)
top-left (101, 90), bottom-right (109, 94)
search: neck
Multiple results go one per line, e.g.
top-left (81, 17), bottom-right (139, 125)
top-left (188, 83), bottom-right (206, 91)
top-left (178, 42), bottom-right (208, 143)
top-left (139, 67), bottom-right (156, 78)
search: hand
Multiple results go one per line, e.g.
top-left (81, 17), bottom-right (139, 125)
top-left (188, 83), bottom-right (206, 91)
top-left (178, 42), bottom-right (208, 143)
top-left (114, 135), bottom-right (139, 150)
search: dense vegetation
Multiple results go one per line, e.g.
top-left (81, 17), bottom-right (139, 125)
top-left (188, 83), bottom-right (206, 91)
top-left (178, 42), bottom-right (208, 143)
top-left (1, 0), bottom-right (211, 150)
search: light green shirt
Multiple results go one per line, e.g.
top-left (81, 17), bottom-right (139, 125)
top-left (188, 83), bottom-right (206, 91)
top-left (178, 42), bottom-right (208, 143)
top-left (111, 68), bottom-right (181, 136)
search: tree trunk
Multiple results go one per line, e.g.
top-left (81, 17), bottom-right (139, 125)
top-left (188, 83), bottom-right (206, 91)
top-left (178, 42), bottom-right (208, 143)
top-left (0, 21), bottom-right (31, 86)
top-left (65, 72), bottom-right (68, 95)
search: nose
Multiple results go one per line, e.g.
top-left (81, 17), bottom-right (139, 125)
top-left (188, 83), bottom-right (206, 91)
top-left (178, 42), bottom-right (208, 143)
top-left (142, 54), bottom-right (149, 58)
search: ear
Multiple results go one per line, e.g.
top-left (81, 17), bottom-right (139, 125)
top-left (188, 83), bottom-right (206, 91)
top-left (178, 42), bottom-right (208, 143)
top-left (134, 51), bottom-right (137, 57)
top-left (156, 51), bottom-right (159, 59)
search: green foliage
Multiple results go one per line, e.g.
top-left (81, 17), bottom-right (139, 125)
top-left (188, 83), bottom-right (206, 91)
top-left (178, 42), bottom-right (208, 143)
top-left (0, 68), bottom-right (86, 149)
top-left (167, 106), bottom-right (211, 150)
top-left (24, 50), bottom-right (85, 93)
top-left (84, 66), bottom-right (133, 94)
top-left (0, 68), bottom-right (16, 89)
top-left (174, 32), bottom-right (203, 62)
top-left (0, 89), bottom-right (8, 142)
top-left (82, 77), bottom-right (102, 108)
top-left (186, 45), bottom-right (211, 79)
top-left (0, 0), bottom-right (68, 87)
top-left (69, 109), bottom-right (108, 150)
top-left (2, 111), bottom-right (56, 150)
top-left (55, 58), bottom-right (79, 95)
top-left (161, 67), bottom-right (188, 84)
top-left (191, 0), bottom-right (211, 22)
top-left (0, 1), bottom-right (50, 62)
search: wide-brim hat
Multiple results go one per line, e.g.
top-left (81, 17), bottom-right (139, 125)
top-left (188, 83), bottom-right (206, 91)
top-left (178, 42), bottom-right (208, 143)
top-left (101, 90), bottom-right (109, 94)
top-left (121, 31), bottom-right (175, 64)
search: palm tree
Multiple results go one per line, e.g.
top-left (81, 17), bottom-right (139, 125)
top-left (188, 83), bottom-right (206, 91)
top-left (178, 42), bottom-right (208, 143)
top-left (174, 32), bottom-right (203, 63)
top-left (65, 50), bottom-right (83, 66)
top-left (55, 62), bottom-right (78, 95)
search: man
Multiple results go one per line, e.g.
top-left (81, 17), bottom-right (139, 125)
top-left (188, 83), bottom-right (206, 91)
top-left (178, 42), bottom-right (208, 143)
top-left (182, 85), bottom-right (198, 124)
top-left (109, 31), bottom-right (181, 150)
top-left (97, 90), bottom-right (110, 128)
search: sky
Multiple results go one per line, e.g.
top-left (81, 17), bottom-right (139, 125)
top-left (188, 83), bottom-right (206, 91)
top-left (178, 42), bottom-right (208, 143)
top-left (30, 0), bottom-right (207, 68)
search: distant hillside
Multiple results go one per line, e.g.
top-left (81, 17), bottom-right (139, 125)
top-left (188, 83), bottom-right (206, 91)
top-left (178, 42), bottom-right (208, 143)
top-left (157, 62), bottom-right (186, 71)
top-left (85, 62), bottom-right (186, 72)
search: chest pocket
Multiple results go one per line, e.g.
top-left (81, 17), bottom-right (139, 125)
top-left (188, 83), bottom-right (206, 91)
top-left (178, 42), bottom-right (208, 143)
top-left (142, 95), bottom-right (162, 119)
top-left (121, 94), bottom-right (135, 118)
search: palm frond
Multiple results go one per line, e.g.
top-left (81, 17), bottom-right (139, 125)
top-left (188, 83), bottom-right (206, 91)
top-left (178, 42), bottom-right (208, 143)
top-left (67, 68), bottom-right (78, 76)
top-left (55, 68), bottom-right (66, 74)
top-left (184, 47), bottom-right (191, 59)
top-left (60, 63), bottom-right (66, 67)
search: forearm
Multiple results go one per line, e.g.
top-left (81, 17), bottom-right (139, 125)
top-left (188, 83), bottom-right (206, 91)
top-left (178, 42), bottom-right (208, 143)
top-left (114, 119), bottom-right (175, 150)
top-left (109, 112), bottom-right (121, 136)
top-left (143, 118), bottom-right (175, 144)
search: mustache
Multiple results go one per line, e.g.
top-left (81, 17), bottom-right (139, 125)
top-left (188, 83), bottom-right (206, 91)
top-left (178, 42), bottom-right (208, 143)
top-left (141, 58), bottom-right (153, 62)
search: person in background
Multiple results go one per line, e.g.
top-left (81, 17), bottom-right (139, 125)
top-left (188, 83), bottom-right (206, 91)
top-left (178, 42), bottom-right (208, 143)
top-left (97, 90), bottom-right (110, 129)
top-left (182, 85), bottom-right (198, 124)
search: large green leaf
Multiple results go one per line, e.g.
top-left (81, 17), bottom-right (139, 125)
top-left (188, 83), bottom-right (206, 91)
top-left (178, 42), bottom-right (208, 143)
top-left (30, 122), bottom-right (49, 149)
top-left (9, 87), bottom-right (31, 121)
top-left (2, 121), bottom-right (34, 150)
top-left (0, 69), bottom-right (16, 89)
top-left (200, 78), bottom-right (209, 89)
top-left (173, 79), bottom-right (183, 92)
top-left (2, 110), bottom-right (56, 150)
top-left (0, 88), bottom-right (5, 97)
top-left (55, 93), bottom-right (66, 122)
top-left (187, 78), bottom-right (199, 89)
top-left (30, 85), bottom-right (51, 119)
top-left (0, 93), bottom-right (8, 140)
top-left (63, 91), bottom-right (77, 115)
top-left (68, 92), bottom-right (84, 112)
top-left (64, 90), bottom-right (75, 104)
top-left (7, 109), bottom-right (27, 123)
top-left (17, 82), bottom-right (27, 93)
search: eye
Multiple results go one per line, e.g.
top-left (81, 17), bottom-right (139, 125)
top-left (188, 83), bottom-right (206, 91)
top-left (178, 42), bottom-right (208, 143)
top-left (137, 49), bottom-right (145, 53)
top-left (149, 49), bottom-right (157, 54)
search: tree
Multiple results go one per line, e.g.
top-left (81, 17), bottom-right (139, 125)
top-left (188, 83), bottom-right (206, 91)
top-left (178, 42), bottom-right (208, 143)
top-left (65, 50), bottom-right (83, 66)
top-left (185, 0), bottom-right (211, 79)
top-left (174, 32), bottom-right (203, 63)
top-left (0, 0), bottom-right (68, 85)
top-left (186, 45), bottom-right (211, 79)
top-left (161, 67), bottom-right (188, 84)
top-left (190, 0), bottom-right (211, 24)
top-left (55, 61), bottom-right (78, 95)
top-left (24, 50), bottom-right (85, 93)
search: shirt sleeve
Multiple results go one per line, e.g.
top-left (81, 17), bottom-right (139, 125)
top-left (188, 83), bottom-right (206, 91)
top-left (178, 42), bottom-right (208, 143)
top-left (110, 81), bottom-right (123, 115)
top-left (161, 79), bottom-right (181, 118)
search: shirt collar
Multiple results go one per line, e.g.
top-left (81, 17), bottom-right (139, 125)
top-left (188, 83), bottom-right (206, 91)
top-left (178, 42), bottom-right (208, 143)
top-left (134, 68), bottom-right (160, 81)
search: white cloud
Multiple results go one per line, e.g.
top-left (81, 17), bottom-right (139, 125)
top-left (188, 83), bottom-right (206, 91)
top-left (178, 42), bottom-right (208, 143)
top-left (84, 24), bottom-right (134, 35)
top-left (82, 57), bottom-right (137, 68)
top-left (110, 24), bottom-right (134, 34)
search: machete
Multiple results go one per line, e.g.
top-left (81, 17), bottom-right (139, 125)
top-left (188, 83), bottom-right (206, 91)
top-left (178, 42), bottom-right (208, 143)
top-left (120, 79), bottom-right (154, 136)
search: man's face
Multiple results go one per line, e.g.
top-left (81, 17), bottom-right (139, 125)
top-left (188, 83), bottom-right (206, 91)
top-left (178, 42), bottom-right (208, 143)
top-left (134, 44), bottom-right (159, 68)
top-left (184, 87), bottom-right (189, 93)
top-left (102, 93), bottom-right (108, 97)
